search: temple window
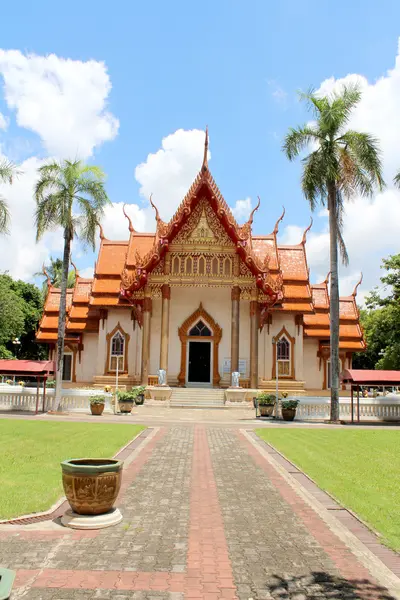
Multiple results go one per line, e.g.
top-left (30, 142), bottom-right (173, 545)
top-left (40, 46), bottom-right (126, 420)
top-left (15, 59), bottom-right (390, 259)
top-left (198, 256), bottom-right (206, 275)
top-left (110, 330), bottom-right (125, 372)
top-left (212, 257), bottom-right (219, 275)
top-left (186, 256), bottom-right (193, 274)
top-left (224, 258), bottom-right (231, 276)
top-left (189, 320), bottom-right (212, 336)
top-left (173, 256), bottom-right (180, 274)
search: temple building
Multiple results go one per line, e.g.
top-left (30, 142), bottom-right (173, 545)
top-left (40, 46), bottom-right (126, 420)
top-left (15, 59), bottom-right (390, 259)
top-left (36, 133), bottom-right (365, 393)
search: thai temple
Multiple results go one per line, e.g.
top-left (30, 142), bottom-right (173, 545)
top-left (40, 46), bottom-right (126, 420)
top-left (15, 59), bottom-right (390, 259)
top-left (36, 132), bottom-right (364, 394)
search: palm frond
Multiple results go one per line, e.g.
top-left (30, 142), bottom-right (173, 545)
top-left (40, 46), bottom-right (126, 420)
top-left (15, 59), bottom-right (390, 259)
top-left (338, 130), bottom-right (384, 192)
top-left (283, 125), bottom-right (321, 160)
top-left (0, 195), bottom-right (10, 234)
top-left (301, 150), bottom-right (327, 210)
top-left (0, 159), bottom-right (17, 184)
top-left (394, 170), bottom-right (400, 189)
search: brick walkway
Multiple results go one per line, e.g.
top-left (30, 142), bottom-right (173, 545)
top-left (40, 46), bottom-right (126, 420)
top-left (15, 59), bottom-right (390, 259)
top-left (1, 425), bottom-right (399, 599)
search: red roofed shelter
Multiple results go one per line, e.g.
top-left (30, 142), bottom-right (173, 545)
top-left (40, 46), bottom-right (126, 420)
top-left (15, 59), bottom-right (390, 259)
top-left (340, 369), bottom-right (400, 422)
top-left (0, 360), bottom-right (55, 414)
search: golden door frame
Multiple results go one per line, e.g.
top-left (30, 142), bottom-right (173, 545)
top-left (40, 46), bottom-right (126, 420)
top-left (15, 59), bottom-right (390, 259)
top-left (177, 303), bottom-right (222, 387)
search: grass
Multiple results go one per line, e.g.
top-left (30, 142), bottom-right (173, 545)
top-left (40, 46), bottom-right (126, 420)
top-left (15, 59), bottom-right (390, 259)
top-left (256, 429), bottom-right (400, 552)
top-left (0, 419), bottom-right (145, 519)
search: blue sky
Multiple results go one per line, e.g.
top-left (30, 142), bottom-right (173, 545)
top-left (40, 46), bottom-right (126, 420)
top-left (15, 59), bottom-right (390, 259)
top-left (1, 0), bottom-right (400, 299)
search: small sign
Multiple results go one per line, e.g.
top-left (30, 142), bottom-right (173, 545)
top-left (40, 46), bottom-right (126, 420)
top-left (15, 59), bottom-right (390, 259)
top-left (223, 358), bottom-right (247, 377)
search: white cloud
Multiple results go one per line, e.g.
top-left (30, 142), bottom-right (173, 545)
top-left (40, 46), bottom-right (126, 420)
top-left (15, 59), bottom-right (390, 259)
top-left (0, 112), bottom-right (7, 131)
top-left (268, 80), bottom-right (288, 105)
top-left (101, 201), bottom-right (147, 240)
top-left (281, 40), bottom-right (400, 302)
top-left (0, 156), bottom-right (63, 280)
top-left (0, 50), bottom-right (119, 159)
top-left (231, 197), bottom-right (252, 222)
top-left (79, 266), bottom-right (94, 279)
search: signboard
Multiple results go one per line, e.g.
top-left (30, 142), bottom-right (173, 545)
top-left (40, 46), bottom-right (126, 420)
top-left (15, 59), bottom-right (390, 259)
top-left (223, 358), bottom-right (247, 377)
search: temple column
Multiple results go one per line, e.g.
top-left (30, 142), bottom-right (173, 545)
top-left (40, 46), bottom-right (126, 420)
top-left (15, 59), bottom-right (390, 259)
top-left (230, 286), bottom-right (240, 380)
top-left (250, 299), bottom-right (259, 389)
top-left (159, 284), bottom-right (171, 380)
top-left (140, 291), bottom-right (152, 385)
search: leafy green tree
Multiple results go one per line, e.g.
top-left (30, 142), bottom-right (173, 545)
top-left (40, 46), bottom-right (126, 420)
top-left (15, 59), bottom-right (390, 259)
top-left (353, 254), bottom-right (400, 371)
top-left (35, 159), bottom-right (110, 408)
top-left (36, 257), bottom-right (76, 300)
top-left (283, 85), bottom-right (384, 420)
top-left (0, 274), bottom-right (46, 359)
top-left (0, 159), bottom-right (16, 234)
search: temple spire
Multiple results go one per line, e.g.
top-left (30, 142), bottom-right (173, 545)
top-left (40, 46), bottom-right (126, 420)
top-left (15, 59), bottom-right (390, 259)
top-left (273, 206), bottom-right (285, 235)
top-left (98, 221), bottom-right (105, 240)
top-left (301, 217), bottom-right (313, 245)
top-left (123, 203), bottom-right (135, 233)
top-left (352, 273), bottom-right (363, 297)
top-left (70, 256), bottom-right (79, 278)
top-left (149, 194), bottom-right (161, 222)
top-left (202, 126), bottom-right (209, 172)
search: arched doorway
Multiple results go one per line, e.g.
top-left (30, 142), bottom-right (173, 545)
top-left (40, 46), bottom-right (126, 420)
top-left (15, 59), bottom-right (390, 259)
top-left (177, 303), bottom-right (222, 387)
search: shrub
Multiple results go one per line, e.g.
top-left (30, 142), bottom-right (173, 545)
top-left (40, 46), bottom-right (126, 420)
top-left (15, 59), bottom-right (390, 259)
top-left (117, 390), bottom-right (136, 402)
top-left (281, 399), bottom-right (300, 410)
top-left (257, 392), bottom-right (276, 406)
top-left (90, 395), bottom-right (106, 405)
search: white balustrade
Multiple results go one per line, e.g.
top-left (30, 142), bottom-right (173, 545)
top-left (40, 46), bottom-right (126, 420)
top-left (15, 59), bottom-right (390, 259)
top-left (0, 385), bottom-right (113, 413)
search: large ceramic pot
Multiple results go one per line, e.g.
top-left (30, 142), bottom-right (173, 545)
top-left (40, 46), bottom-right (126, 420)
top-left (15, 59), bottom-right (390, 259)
top-left (259, 404), bottom-right (274, 417)
top-left (282, 408), bottom-right (296, 421)
top-left (118, 400), bottom-right (134, 414)
top-left (90, 403), bottom-right (105, 416)
top-left (61, 458), bottom-right (123, 515)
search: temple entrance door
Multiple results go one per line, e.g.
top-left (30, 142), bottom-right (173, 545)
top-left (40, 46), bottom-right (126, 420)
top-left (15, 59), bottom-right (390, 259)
top-left (188, 341), bottom-right (211, 385)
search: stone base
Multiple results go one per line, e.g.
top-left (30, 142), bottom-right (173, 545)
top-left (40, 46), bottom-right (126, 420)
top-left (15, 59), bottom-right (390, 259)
top-left (61, 508), bottom-right (122, 530)
top-left (225, 388), bottom-right (247, 403)
top-left (147, 386), bottom-right (172, 401)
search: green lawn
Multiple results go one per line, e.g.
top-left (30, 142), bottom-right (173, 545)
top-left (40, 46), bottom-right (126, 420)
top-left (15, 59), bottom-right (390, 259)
top-left (0, 420), bottom-right (145, 519)
top-left (256, 429), bottom-right (400, 551)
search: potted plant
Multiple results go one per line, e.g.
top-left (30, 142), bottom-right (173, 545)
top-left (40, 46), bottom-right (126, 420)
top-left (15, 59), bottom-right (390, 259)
top-left (257, 392), bottom-right (276, 417)
top-left (117, 390), bottom-right (135, 414)
top-left (281, 398), bottom-right (300, 421)
top-left (90, 395), bottom-right (106, 416)
top-left (61, 457), bottom-right (123, 515)
top-left (133, 385), bottom-right (146, 405)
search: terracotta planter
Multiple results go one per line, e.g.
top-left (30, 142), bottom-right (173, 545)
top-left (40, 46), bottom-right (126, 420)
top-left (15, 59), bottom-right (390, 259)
top-left (61, 458), bottom-right (123, 515)
top-left (118, 400), bottom-right (134, 414)
top-left (282, 408), bottom-right (296, 421)
top-left (90, 403), bottom-right (105, 416)
top-left (259, 405), bottom-right (274, 417)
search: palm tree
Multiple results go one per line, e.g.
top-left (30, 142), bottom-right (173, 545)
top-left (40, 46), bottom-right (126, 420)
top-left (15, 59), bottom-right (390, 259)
top-left (283, 84), bottom-right (384, 421)
top-left (36, 257), bottom-right (76, 296)
top-left (0, 159), bottom-right (16, 234)
top-left (35, 160), bottom-right (110, 409)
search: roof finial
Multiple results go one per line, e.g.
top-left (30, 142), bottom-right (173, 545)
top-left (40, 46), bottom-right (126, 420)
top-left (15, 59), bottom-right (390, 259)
top-left (42, 264), bottom-right (51, 287)
top-left (70, 255), bottom-right (79, 278)
top-left (123, 203), bottom-right (135, 233)
top-left (149, 194), bottom-right (161, 223)
top-left (202, 126), bottom-right (209, 172)
top-left (352, 273), bottom-right (363, 296)
top-left (301, 217), bottom-right (313, 245)
top-left (248, 196), bottom-right (261, 227)
top-left (323, 271), bottom-right (331, 285)
top-left (98, 221), bottom-right (105, 240)
top-left (273, 206), bottom-right (285, 235)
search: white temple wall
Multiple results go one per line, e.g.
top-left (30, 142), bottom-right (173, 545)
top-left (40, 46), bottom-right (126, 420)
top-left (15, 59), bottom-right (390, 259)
top-left (260, 313), bottom-right (297, 380)
top-left (76, 333), bottom-right (97, 381)
top-left (105, 308), bottom-right (139, 375)
top-left (303, 338), bottom-right (322, 389)
top-left (95, 320), bottom-right (107, 376)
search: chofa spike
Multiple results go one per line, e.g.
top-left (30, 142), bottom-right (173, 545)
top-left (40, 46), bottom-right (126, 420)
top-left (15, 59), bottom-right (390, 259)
top-left (301, 217), bottom-right (313, 245)
top-left (202, 126), bottom-right (209, 172)
top-left (123, 204), bottom-right (135, 233)
top-left (248, 196), bottom-right (261, 226)
top-left (149, 194), bottom-right (161, 222)
top-left (70, 255), bottom-right (79, 278)
top-left (273, 206), bottom-right (285, 235)
top-left (323, 271), bottom-right (331, 285)
top-left (98, 221), bottom-right (105, 240)
top-left (42, 264), bottom-right (51, 287)
top-left (352, 273), bottom-right (363, 297)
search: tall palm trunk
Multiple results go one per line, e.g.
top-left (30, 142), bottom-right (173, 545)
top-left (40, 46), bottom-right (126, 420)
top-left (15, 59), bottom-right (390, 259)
top-left (54, 228), bottom-right (72, 411)
top-left (328, 183), bottom-right (340, 421)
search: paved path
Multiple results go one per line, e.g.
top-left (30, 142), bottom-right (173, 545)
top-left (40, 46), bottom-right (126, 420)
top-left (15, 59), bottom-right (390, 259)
top-left (1, 425), bottom-right (399, 599)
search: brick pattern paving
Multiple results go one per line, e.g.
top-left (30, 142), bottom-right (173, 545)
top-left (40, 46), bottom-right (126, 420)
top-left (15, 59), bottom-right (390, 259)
top-left (1, 425), bottom-right (398, 599)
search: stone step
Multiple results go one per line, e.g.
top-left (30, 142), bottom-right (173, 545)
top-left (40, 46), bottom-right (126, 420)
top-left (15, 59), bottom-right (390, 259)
top-left (169, 387), bottom-right (225, 408)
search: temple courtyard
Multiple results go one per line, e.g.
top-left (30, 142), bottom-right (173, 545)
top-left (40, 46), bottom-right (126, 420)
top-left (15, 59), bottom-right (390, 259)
top-left (1, 411), bottom-right (400, 600)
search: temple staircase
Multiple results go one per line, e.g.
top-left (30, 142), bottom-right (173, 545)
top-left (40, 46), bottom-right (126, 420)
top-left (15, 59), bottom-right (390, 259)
top-left (169, 387), bottom-right (225, 408)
